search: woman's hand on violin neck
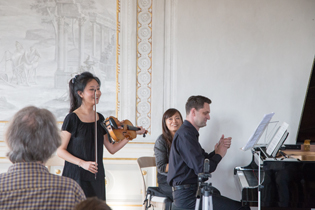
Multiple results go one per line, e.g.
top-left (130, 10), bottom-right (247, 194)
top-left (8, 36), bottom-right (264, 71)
top-left (81, 161), bottom-right (98, 174)
top-left (136, 126), bottom-right (147, 135)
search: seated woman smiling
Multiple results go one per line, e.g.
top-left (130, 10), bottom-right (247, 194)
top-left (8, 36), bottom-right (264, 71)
top-left (154, 108), bottom-right (183, 200)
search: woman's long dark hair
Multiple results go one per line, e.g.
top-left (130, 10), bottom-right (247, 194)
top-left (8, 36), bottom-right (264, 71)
top-left (162, 108), bottom-right (183, 150)
top-left (69, 71), bottom-right (101, 113)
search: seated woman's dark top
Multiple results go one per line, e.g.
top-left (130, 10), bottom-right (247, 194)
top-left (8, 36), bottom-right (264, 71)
top-left (154, 134), bottom-right (173, 200)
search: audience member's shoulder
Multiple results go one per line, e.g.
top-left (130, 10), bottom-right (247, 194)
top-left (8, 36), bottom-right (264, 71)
top-left (0, 172), bottom-right (6, 181)
top-left (49, 173), bottom-right (81, 189)
top-left (50, 174), bottom-right (85, 199)
top-left (0, 169), bottom-right (12, 183)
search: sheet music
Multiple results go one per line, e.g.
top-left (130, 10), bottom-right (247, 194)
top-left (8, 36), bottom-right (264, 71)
top-left (271, 131), bottom-right (289, 157)
top-left (241, 112), bottom-right (275, 151)
top-left (266, 122), bottom-right (289, 156)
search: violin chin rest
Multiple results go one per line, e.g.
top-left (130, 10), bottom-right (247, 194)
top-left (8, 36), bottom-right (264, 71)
top-left (109, 118), bottom-right (118, 129)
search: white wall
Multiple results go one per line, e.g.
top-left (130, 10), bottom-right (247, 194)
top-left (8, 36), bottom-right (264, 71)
top-left (152, 0), bottom-right (315, 201)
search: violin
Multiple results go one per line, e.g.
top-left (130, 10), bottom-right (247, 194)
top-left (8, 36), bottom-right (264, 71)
top-left (104, 116), bottom-right (148, 142)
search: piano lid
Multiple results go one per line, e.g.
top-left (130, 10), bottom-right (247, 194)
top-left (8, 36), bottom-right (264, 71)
top-left (296, 56), bottom-right (315, 144)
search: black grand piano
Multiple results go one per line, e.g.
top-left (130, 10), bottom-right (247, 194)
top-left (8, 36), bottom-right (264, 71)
top-left (234, 57), bottom-right (315, 210)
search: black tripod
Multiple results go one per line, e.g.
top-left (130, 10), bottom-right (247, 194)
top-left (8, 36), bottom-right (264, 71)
top-left (195, 159), bottom-right (214, 210)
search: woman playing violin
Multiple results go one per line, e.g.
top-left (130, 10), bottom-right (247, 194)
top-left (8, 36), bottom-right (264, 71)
top-left (57, 71), bottom-right (146, 200)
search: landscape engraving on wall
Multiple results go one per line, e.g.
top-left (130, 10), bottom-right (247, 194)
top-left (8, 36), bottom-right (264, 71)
top-left (0, 0), bottom-right (117, 121)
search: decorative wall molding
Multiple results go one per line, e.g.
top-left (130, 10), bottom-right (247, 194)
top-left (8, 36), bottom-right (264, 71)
top-left (116, 0), bottom-right (121, 117)
top-left (136, 0), bottom-right (153, 133)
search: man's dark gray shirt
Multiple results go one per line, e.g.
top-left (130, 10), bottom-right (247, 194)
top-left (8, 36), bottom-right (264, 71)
top-left (167, 120), bottom-right (222, 186)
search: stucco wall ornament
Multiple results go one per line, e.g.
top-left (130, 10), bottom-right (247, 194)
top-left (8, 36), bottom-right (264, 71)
top-left (136, 0), bottom-right (152, 133)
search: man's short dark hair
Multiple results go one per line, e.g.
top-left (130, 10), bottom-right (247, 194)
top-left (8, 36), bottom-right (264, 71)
top-left (185, 95), bottom-right (212, 115)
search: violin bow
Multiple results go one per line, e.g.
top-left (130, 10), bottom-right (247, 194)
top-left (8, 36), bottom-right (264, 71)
top-left (94, 90), bottom-right (97, 180)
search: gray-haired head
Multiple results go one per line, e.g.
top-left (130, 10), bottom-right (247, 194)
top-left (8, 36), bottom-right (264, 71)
top-left (5, 106), bottom-right (61, 163)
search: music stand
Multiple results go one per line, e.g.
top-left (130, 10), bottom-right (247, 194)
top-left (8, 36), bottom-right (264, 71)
top-left (241, 112), bottom-right (276, 210)
top-left (241, 112), bottom-right (277, 151)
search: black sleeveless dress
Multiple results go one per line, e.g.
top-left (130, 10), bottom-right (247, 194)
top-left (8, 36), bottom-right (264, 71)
top-left (61, 112), bottom-right (107, 200)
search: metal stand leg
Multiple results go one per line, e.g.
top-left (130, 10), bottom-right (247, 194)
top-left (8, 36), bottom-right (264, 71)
top-left (203, 195), bottom-right (209, 210)
top-left (258, 151), bottom-right (262, 210)
top-left (209, 194), bottom-right (213, 210)
top-left (195, 198), bottom-right (201, 210)
top-left (195, 184), bottom-right (213, 210)
top-left (202, 194), bottom-right (213, 210)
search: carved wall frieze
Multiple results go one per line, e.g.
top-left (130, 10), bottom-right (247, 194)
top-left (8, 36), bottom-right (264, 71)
top-left (136, 0), bottom-right (152, 133)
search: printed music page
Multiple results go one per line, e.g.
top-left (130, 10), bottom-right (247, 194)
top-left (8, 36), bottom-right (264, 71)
top-left (266, 122), bottom-right (289, 156)
top-left (241, 112), bottom-right (275, 151)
